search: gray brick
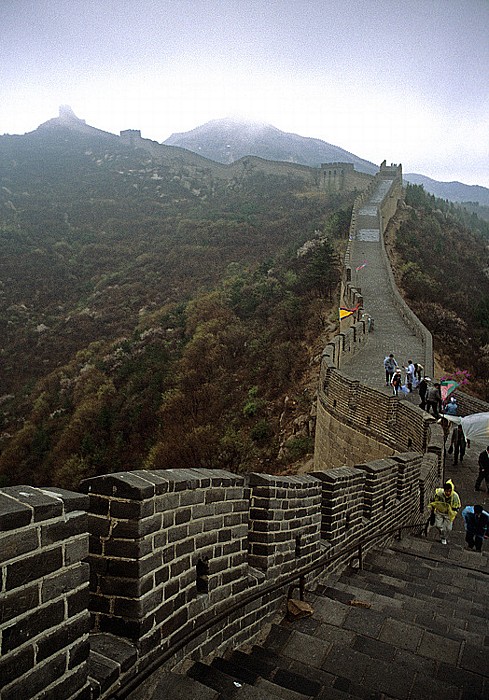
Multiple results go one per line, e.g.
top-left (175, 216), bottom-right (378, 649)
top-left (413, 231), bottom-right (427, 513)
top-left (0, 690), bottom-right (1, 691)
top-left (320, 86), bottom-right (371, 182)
top-left (6, 546), bottom-right (63, 590)
top-left (2, 652), bottom-right (66, 700)
top-left (65, 533), bottom-right (90, 565)
top-left (0, 527), bottom-right (39, 562)
top-left (41, 511), bottom-right (87, 545)
top-left (90, 632), bottom-right (137, 671)
top-left (0, 493), bottom-right (32, 531)
top-left (37, 614), bottom-right (91, 661)
top-left (41, 562), bottom-right (89, 603)
top-left (0, 645), bottom-right (35, 687)
top-left (2, 485), bottom-right (63, 521)
top-left (2, 599), bottom-right (65, 653)
top-left (0, 582), bottom-right (40, 625)
top-left (81, 472), bottom-right (156, 499)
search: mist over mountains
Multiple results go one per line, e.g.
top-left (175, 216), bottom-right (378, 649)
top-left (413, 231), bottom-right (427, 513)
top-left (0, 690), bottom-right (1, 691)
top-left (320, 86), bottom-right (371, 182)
top-left (21, 107), bottom-right (489, 207)
top-left (164, 118), bottom-right (489, 207)
top-left (164, 118), bottom-right (378, 174)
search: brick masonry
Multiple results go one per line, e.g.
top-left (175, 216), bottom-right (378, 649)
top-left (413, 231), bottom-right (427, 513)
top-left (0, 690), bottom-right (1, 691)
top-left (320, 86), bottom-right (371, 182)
top-left (0, 486), bottom-right (91, 700)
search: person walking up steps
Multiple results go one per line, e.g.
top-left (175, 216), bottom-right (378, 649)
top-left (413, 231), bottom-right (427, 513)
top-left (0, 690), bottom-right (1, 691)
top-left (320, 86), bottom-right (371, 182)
top-left (425, 382), bottom-right (442, 418)
top-left (475, 446), bottom-right (489, 492)
top-left (404, 360), bottom-right (416, 392)
top-left (429, 479), bottom-right (461, 545)
top-left (383, 353), bottom-right (398, 386)
top-left (418, 376), bottom-right (430, 410)
top-left (462, 504), bottom-right (489, 552)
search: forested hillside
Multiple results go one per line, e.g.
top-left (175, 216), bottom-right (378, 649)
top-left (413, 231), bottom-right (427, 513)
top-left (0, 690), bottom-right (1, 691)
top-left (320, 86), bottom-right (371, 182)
top-left (387, 184), bottom-right (489, 396)
top-left (0, 126), bottom-right (353, 488)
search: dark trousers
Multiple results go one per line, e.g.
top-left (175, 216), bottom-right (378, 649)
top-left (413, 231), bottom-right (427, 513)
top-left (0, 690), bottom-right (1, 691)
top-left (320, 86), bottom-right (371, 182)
top-left (426, 400), bottom-right (439, 418)
top-left (454, 440), bottom-right (466, 464)
top-left (475, 471), bottom-right (489, 491)
top-left (466, 532), bottom-right (483, 551)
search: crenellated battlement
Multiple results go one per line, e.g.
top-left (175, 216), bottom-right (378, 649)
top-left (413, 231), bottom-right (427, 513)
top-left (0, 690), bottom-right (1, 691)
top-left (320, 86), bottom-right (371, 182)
top-left (0, 453), bottom-right (438, 698)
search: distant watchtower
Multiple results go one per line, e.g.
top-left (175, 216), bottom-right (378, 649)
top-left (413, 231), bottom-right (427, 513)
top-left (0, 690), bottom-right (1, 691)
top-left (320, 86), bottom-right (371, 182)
top-left (120, 129), bottom-right (142, 147)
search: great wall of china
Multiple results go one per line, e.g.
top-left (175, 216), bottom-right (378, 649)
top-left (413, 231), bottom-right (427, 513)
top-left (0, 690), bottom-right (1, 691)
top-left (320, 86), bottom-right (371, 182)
top-left (1, 162), bottom-right (488, 699)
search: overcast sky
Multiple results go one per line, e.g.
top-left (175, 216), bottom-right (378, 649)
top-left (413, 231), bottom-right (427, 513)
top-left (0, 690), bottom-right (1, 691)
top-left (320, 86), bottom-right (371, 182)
top-left (1, 0), bottom-right (488, 186)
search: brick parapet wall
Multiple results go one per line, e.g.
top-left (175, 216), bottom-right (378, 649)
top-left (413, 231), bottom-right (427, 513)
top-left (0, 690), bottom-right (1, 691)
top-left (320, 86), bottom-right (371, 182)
top-left (1, 451), bottom-right (441, 698)
top-left (81, 469), bottom-right (249, 652)
top-left (0, 486), bottom-right (90, 700)
top-left (247, 473), bottom-right (322, 574)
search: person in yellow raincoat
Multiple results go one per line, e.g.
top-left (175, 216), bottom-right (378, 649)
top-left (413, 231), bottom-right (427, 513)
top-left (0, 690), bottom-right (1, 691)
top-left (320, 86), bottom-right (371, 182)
top-left (429, 479), bottom-right (461, 545)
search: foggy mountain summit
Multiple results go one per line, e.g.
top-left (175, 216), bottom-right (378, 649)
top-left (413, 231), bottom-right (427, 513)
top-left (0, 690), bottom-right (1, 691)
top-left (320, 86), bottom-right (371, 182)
top-left (164, 117), bottom-right (379, 173)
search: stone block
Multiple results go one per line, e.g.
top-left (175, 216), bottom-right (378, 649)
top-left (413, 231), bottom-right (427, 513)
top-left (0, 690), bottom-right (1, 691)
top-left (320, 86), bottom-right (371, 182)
top-left (109, 497), bottom-right (154, 520)
top-left (0, 493), bottom-right (32, 531)
top-left (67, 585), bottom-right (90, 617)
top-left (0, 644), bottom-right (35, 688)
top-left (65, 533), bottom-right (90, 566)
top-left (0, 527), bottom-right (39, 563)
top-left (2, 485), bottom-right (64, 522)
top-left (1, 652), bottom-right (66, 700)
top-left (41, 511), bottom-right (87, 546)
top-left (40, 487), bottom-right (89, 514)
top-left (81, 472), bottom-right (156, 500)
top-left (87, 650), bottom-right (121, 694)
top-left (2, 599), bottom-right (65, 654)
top-left (41, 562), bottom-right (89, 603)
top-left (0, 582), bottom-right (40, 625)
top-left (37, 613), bottom-right (91, 662)
top-left (6, 546), bottom-right (63, 590)
top-left (47, 665), bottom-right (89, 700)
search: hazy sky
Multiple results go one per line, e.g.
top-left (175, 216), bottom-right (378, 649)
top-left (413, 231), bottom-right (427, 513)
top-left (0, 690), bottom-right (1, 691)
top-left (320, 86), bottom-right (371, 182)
top-left (1, 0), bottom-right (488, 186)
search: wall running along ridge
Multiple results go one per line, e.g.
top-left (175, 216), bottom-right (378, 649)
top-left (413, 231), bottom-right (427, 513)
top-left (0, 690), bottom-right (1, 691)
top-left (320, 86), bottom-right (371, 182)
top-left (0, 163), bottom-right (466, 699)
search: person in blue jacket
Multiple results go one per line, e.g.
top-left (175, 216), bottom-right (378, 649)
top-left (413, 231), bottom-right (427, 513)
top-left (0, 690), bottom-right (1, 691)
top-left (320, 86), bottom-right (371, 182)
top-left (462, 504), bottom-right (489, 552)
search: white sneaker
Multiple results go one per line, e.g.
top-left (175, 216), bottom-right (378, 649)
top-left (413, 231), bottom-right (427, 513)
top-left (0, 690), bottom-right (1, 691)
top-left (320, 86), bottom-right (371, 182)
top-left (441, 538), bottom-right (447, 545)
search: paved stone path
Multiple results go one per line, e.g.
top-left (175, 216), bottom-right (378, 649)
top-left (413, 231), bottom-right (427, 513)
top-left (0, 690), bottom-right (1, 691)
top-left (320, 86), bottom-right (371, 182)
top-left (342, 178), bottom-right (489, 516)
top-left (341, 180), bottom-right (425, 394)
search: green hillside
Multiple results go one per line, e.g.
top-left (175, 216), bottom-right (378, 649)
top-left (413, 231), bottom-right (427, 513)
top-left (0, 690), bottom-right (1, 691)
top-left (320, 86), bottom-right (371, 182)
top-left (0, 126), bottom-right (352, 488)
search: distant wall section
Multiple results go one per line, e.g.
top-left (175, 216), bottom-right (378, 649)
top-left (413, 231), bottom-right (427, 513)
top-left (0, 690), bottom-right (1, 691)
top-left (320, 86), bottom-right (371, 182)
top-left (320, 162), bottom-right (373, 193)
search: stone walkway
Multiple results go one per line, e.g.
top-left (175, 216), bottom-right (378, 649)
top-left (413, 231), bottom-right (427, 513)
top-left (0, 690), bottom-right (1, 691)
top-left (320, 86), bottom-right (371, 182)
top-left (341, 179), bottom-right (425, 394)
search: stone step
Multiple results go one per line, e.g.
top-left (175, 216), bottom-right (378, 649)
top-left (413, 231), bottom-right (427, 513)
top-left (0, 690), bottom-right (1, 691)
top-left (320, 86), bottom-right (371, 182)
top-left (364, 548), bottom-right (489, 607)
top-left (254, 618), bottom-right (489, 700)
top-left (329, 573), bottom-right (486, 643)
top-left (187, 655), bottom-right (318, 699)
top-left (127, 669), bottom-right (220, 699)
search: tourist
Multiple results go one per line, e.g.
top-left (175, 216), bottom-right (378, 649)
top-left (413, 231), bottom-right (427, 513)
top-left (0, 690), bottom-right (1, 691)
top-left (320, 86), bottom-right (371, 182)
top-left (462, 504), bottom-right (489, 552)
top-left (475, 446), bottom-right (489, 492)
top-left (391, 368), bottom-right (402, 397)
top-left (414, 362), bottom-right (424, 382)
top-left (447, 425), bottom-right (467, 465)
top-left (418, 376), bottom-right (430, 411)
top-left (425, 382), bottom-right (442, 418)
top-left (383, 353), bottom-right (398, 386)
top-left (429, 479), bottom-right (461, 545)
top-left (404, 360), bottom-right (416, 392)
top-left (444, 397), bottom-right (458, 416)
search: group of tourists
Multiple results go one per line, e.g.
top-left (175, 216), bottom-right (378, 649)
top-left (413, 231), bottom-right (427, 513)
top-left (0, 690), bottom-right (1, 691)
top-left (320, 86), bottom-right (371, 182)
top-left (384, 354), bottom-right (422, 397)
top-left (383, 353), bottom-right (455, 418)
top-left (383, 353), bottom-right (489, 550)
top-left (429, 478), bottom-right (489, 551)
top-left (383, 353), bottom-right (430, 402)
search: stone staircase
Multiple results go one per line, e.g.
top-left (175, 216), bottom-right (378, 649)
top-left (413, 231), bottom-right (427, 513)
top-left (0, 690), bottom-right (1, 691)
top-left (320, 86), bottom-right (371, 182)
top-left (132, 530), bottom-right (489, 700)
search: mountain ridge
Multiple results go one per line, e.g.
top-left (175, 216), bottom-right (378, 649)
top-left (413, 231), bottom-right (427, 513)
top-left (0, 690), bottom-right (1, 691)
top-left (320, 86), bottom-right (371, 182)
top-left (164, 117), bottom-right (379, 174)
top-left (17, 107), bottom-right (489, 206)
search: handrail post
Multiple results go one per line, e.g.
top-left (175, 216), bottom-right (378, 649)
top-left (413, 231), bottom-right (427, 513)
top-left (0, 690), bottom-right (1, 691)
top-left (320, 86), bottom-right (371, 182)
top-left (358, 542), bottom-right (363, 570)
